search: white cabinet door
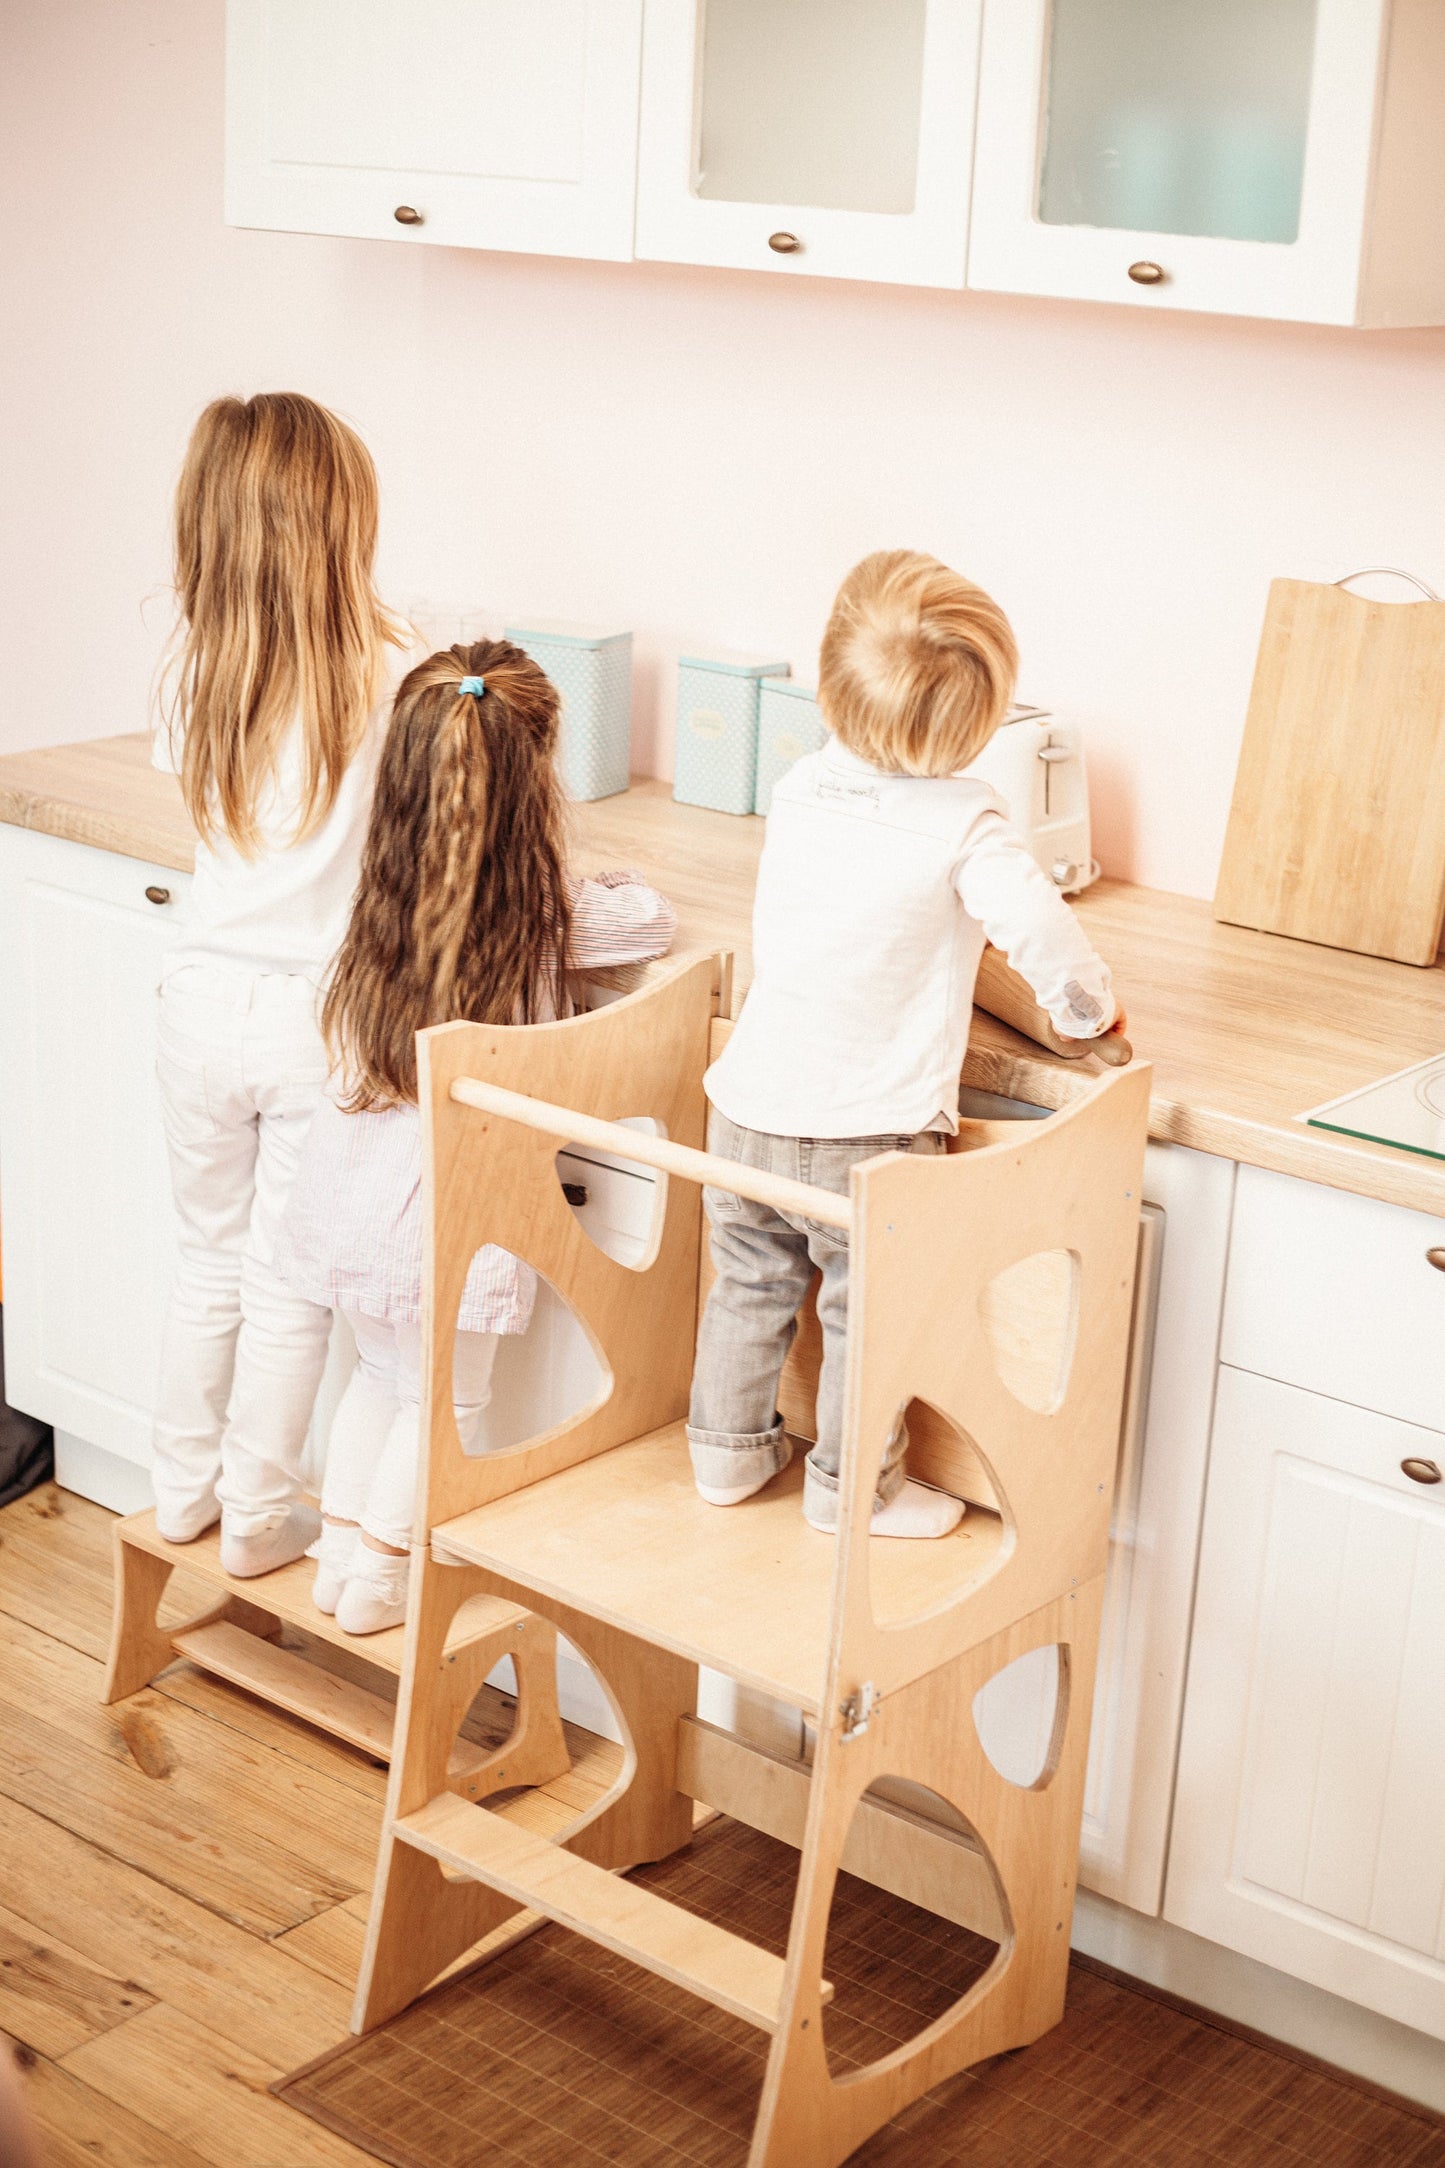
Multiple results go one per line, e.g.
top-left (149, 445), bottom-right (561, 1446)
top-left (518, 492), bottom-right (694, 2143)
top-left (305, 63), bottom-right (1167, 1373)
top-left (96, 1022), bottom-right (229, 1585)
top-left (968, 0), bottom-right (1445, 325)
top-left (226, 0), bottom-right (645, 261)
top-left (0, 829), bottom-right (190, 1468)
top-left (973, 1142), bottom-right (1235, 1915)
top-left (635, 0), bottom-right (981, 287)
top-left (1167, 1365), bottom-right (1445, 2038)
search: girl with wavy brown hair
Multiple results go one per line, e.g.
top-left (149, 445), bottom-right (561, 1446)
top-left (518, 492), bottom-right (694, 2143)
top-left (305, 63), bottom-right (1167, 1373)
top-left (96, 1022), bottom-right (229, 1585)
top-left (278, 641), bottom-right (676, 1632)
top-left (151, 392), bottom-right (405, 1578)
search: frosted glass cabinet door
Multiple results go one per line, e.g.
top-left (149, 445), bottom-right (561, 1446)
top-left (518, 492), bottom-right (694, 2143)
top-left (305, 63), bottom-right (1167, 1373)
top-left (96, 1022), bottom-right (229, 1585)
top-left (635, 0), bottom-right (982, 286)
top-left (226, 0), bottom-right (645, 260)
top-left (1166, 1366), bottom-right (1445, 2038)
top-left (968, 0), bottom-right (1389, 322)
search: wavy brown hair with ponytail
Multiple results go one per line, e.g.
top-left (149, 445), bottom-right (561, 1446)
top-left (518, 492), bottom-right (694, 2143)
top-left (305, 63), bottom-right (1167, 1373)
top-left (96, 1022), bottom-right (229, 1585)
top-left (322, 640), bottom-right (576, 1109)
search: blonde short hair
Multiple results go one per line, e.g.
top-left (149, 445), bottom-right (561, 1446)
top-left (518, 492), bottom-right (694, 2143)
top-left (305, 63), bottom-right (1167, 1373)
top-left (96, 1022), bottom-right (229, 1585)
top-left (818, 550), bottom-right (1019, 776)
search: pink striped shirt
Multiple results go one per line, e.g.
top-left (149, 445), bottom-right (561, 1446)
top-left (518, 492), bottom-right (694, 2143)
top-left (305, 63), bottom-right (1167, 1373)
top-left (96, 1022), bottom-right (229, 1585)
top-left (277, 872), bottom-right (677, 1334)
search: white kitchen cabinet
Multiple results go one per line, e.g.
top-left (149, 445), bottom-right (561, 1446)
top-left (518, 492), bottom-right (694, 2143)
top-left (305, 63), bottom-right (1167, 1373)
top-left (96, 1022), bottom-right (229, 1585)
top-left (1223, 1163), bottom-right (1445, 1436)
top-left (634, 0), bottom-right (981, 287)
top-left (1167, 1365), bottom-right (1445, 2037)
top-left (973, 1141), bottom-right (1235, 1914)
top-left (0, 827), bottom-right (190, 1475)
top-left (226, 1), bottom-right (645, 261)
top-left (968, 0), bottom-right (1445, 325)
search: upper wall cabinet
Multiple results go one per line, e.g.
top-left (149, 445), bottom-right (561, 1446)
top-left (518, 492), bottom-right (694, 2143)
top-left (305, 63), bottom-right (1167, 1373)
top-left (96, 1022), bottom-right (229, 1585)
top-left (633, 0), bottom-right (982, 288)
top-left (968, 0), bottom-right (1445, 325)
top-left (226, 1), bottom-right (645, 260)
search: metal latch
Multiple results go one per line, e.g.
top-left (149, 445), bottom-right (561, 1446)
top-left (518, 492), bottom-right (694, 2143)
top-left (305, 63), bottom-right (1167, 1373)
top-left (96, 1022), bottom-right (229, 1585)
top-left (838, 1682), bottom-right (878, 1740)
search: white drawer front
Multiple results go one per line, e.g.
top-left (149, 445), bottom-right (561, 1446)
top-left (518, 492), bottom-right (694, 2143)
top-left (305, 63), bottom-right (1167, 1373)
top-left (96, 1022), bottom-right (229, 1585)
top-left (1223, 1165), bottom-right (1445, 1434)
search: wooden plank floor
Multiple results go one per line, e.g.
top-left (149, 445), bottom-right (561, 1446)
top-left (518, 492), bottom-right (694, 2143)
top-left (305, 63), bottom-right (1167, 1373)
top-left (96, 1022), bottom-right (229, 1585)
top-left (0, 1481), bottom-right (622, 2168)
top-left (4, 1480), bottom-right (1444, 2168)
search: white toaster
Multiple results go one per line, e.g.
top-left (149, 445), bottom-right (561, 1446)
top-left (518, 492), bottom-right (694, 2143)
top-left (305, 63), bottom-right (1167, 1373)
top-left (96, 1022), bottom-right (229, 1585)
top-left (964, 704), bottom-right (1098, 895)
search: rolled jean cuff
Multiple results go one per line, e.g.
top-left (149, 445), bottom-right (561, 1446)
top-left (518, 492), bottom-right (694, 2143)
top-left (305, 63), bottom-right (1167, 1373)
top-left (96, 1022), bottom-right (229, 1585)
top-left (686, 1418), bottom-right (792, 1494)
top-left (360, 1514), bottom-right (413, 1553)
top-left (803, 1449), bottom-right (908, 1527)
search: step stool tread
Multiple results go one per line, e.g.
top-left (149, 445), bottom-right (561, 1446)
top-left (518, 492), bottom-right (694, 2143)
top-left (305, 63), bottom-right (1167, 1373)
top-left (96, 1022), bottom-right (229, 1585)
top-left (396, 1790), bottom-right (794, 2032)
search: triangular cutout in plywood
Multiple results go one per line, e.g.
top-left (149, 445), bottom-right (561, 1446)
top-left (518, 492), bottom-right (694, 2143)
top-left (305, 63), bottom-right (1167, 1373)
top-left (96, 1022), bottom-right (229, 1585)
top-left (475, 1266), bottom-right (612, 1456)
top-left (556, 1116), bottom-right (667, 1273)
top-left (973, 1644), bottom-right (1068, 1791)
top-left (822, 1779), bottom-right (1008, 2081)
top-left (978, 1248), bottom-right (1079, 1414)
top-left (869, 1402), bottom-right (1013, 1633)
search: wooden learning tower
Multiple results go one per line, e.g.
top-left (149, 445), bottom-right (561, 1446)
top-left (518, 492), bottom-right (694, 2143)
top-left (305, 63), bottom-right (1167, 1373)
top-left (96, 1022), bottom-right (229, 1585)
top-left (355, 951), bottom-right (1150, 2168)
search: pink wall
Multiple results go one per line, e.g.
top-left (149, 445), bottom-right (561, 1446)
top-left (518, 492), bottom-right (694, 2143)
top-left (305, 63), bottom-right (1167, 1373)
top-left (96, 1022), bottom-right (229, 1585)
top-left (4, 0), bottom-right (1445, 896)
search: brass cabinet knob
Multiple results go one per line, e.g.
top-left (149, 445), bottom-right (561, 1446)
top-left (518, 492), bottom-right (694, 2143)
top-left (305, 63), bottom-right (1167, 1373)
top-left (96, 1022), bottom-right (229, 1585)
top-left (1128, 260), bottom-right (1166, 285)
top-left (144, 885), bottom-right (171, 906)
top-left (393, 205), bottom-right (424, 226)
top-left (768, 231), bottom-right (803, 255)
top-left (1402, 1457), bottom-right (1442, 1485)
top-left (1428, 1247), bottom-right (1445, 1273)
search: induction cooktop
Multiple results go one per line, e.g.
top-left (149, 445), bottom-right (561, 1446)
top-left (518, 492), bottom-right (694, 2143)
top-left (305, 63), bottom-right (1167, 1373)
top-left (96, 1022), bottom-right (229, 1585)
top-left (1304, 1052), bottom-right (1445, 1164)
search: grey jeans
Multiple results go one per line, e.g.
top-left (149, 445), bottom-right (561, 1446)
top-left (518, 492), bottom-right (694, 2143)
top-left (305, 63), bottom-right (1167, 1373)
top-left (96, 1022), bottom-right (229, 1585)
top-left (687, 1110), bottom-right (945, 1526)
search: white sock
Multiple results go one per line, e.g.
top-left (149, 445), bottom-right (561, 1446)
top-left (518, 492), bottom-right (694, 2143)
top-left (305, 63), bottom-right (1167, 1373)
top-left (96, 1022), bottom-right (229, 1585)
top-left (219, 1502), bottom-right (321, 1580)
top-left (869, 1481), bottom-right (966, 1540)
top-left (803, 1478), bottom-right (965, 1540)
top-left (334, 1545), bottom-right (411, 1637)
top-left (308, 1521), bottom-right (358, 1615)
top-left (695, 1475), bottom-right (774, 1507)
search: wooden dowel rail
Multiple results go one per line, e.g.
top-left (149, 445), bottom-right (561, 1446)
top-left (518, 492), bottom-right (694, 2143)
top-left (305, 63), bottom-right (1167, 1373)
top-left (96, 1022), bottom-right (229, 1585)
top-left (449, 1077), bottom-right (855, 1233)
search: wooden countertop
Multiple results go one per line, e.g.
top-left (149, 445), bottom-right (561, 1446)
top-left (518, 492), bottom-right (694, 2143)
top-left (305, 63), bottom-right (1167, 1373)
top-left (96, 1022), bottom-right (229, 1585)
top-left (4, 732), bottom-right (1445, 1219)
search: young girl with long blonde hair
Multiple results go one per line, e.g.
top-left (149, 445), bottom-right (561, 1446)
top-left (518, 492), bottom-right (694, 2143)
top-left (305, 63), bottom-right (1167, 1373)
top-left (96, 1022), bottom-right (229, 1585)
top-left (279, 640), bottom-right (676, 1633)
top-left (152, 391), bottom-right (404, 1574)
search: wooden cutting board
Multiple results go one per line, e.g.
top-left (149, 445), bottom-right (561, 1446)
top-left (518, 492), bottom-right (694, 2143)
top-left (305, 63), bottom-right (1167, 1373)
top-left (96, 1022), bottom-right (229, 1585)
top-left (1214, 577), bottom-right (1445, 965)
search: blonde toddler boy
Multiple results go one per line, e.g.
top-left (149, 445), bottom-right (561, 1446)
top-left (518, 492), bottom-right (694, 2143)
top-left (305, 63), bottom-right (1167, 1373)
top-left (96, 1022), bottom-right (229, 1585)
top-left (688, 549), bottom-right (1122, 1539)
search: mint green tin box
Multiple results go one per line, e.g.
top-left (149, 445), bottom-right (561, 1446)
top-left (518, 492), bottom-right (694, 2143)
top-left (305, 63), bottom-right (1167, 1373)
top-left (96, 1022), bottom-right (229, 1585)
top-left (504, 619), bottom-right (632, 802)
top-left (753, 677), bottom-right (825, 815)
top-left (672, 650), bottom-right (790, 817)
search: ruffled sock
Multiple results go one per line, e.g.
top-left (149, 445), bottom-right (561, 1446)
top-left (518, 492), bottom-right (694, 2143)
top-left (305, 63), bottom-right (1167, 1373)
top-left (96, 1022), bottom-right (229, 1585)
top-left (308, 1520), bottom-right (359, 1615)
top-left (334, 1545), bottom-right (411, 1636)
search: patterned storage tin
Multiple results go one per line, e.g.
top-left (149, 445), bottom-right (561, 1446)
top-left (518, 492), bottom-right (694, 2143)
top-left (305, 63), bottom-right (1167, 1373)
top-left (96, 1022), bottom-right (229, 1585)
top-left (672, 650), bottom-right (791, 817)
top-left (504, 620), bottom-right (632, 803)
top-left (753, 677), bottom-right (825, 816)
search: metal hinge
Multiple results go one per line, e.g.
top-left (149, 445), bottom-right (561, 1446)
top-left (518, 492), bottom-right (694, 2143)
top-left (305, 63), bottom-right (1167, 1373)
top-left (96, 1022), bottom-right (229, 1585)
top-left (838, 1682), bottom-right (878, 1740)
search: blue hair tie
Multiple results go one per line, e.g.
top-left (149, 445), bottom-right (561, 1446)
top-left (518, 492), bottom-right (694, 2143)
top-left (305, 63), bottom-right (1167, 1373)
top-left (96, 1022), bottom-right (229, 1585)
top-left (459, 675), bottom-right (486, 697)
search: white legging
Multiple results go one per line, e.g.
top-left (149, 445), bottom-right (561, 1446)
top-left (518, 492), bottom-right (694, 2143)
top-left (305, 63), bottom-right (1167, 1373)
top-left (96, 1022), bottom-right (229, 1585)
top-left (321, 1312), bottom-right (499, 1552)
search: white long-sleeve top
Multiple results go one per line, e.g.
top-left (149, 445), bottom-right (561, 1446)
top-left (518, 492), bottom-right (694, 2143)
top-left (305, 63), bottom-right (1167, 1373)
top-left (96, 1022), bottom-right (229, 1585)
top-left (153, 708), bottom-right (387, 983)
top-left (706, 741), bottom-right (1115, 1139)
top-left (277, 871), bottom-right (678, 1334)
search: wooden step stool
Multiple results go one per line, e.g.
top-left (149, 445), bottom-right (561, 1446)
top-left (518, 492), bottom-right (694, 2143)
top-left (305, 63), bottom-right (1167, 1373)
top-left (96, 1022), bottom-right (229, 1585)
top-left (104, 1503), bottom-right (568, 1801)
top-left (353, 951), bottom-right (1150, 2168)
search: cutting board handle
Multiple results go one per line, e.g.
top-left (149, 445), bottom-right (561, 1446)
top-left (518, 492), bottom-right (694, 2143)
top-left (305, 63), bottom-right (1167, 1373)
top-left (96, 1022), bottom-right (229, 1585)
top-left (1335, 567), bottom-right (1440, 602)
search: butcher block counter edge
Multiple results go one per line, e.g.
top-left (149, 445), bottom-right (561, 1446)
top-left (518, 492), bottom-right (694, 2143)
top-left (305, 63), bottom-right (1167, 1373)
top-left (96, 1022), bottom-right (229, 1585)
top-left (3, 732), bottom-right (1445, 1221)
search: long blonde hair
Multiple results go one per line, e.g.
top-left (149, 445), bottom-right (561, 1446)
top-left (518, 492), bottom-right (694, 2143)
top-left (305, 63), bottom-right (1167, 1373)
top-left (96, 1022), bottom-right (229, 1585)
top-left (818, 549), bottom-right (1019, 776)
top-left (323, 641), bottom-right (577, 1109)
top-left (165, 392), bottom-right (402, 854)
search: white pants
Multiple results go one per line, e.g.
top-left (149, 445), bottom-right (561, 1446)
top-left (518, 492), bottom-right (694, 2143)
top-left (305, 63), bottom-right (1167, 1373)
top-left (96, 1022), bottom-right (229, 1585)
top-left (152, 966), bottom-right (334, 1537)
top-left (321, 1313), bottom-right (499, 1552)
